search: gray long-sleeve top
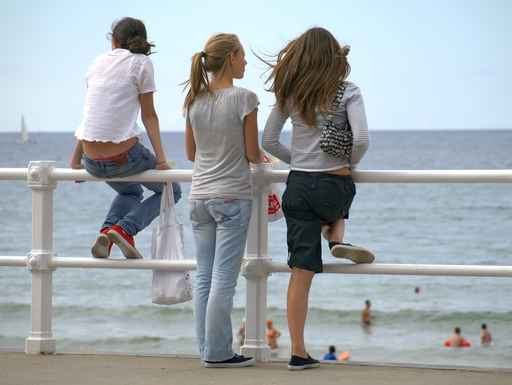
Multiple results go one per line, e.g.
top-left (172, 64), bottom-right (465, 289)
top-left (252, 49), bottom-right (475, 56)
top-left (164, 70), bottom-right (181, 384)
top-left (262, 81), bottom-right (369, 171)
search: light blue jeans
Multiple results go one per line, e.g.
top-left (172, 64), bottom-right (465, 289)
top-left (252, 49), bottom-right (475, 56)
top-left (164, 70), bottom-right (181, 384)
top-left (83, 142), bottom-right (181, 235)
top-left (190, 198), bottom-right (252, 361)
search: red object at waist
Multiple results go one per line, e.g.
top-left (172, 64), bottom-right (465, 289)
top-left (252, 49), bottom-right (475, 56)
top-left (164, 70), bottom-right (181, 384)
top-left (91, 150), bottom-right (130, 166)
top-left (93, 149), bottom-right (130, 161)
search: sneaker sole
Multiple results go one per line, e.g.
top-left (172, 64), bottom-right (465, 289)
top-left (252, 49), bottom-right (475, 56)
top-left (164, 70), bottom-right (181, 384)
top-left (287, 363), bottom-right (321, 370)
top-left (91, 234), bottom-right (110, 258)
top-left (331, 244), bottom-right (375, 264)
top-left (203, 358), bottom-right (256, 368)
top-left (107, 231), bottom-right (142, 259)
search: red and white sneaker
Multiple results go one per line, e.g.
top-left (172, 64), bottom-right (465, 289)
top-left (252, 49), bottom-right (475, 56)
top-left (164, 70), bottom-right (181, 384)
top-left (91, 227), bottom-right (113, 258)
top-left (107, 225), bottom-right (142, 259)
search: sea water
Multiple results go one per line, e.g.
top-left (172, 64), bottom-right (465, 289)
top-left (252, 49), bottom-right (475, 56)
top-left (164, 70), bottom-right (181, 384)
top-left (1, 130), bottom-right (511, 368)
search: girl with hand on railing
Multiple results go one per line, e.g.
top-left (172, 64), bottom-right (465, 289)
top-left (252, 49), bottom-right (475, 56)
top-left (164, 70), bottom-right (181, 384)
top-left (183, 33), bottom-right (266, 368)
top-left (261, 28), bottom-right (373, 370)
top-left (70, 17), bottom-right (181, 259)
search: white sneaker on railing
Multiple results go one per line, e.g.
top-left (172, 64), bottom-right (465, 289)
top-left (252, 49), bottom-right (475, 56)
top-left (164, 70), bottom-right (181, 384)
top-left (91, 228), bottom-right (112, 258)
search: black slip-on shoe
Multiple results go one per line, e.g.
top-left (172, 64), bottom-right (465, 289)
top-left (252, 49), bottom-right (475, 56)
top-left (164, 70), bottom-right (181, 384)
top-left (204, 354), bottom-right (255, 368)
top-left (288, 354), bottom-right (320, 370)
top-left (330, 242), bottom-right (375, 264)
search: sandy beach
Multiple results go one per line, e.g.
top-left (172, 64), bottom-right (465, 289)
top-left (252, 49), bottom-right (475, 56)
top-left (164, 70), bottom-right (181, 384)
top-left (2, 352), bottom-right (511, 385)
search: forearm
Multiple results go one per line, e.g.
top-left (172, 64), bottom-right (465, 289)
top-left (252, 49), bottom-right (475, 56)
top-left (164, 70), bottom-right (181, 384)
top-left (262, 106), bottom-right (291, 164)
top-left (262, 137), bottom-right (291, 164)
top-left (143, 115), bottom-right (166, 162)
top-left (70, 140), bottom-right (84, 166)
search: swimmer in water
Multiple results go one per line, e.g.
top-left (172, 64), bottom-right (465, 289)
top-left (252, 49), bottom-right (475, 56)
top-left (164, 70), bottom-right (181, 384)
top-left (266, 319), bottom-right (282, 350)
top-left (480, 323), bottom-right (492, 346)
top-left (361, 299), bottom-right (372, 326)
top-left (445, 326), bottom-right (471, 347)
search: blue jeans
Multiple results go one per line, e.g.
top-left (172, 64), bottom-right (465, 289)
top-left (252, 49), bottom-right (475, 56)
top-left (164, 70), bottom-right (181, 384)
top-left (190, 198), bottom-right (252, 361)
top-left (83, 142), bottom-right (182, 235)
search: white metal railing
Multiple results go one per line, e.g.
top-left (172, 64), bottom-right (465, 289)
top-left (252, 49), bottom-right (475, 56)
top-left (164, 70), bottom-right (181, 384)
top-left (1, 161), bottom-right (512, 361)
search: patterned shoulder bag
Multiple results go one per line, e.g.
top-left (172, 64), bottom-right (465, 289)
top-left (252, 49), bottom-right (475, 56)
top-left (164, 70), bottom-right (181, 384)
top-left (319, 82), bottom-right (353, 159)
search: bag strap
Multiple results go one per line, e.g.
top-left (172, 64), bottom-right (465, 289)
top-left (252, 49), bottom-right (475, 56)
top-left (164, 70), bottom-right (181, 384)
top-left (326, 82), bottom-right (346, 120)
top-left (333, 82), bottom-right (347, 109)
top-left (158, 182), bottom-right (177, 228)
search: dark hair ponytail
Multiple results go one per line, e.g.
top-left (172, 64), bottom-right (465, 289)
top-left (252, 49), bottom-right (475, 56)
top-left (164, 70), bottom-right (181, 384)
top-left (111, 17), bottom-right (154, 55)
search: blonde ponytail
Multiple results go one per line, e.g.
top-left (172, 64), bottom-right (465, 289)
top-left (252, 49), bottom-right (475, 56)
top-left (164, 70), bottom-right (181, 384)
top-left (183, 52), bottom-right (209, 109)
top-left (182, 33), bottom-right (242, 109)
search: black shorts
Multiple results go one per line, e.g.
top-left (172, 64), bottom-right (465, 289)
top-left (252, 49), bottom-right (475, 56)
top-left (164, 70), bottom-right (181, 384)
top-left (282, 171), bottom-right (356, 273)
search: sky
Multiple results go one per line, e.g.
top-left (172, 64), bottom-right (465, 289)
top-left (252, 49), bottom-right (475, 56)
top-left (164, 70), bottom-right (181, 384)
top-left (1, 0), bottom-right (511, 132)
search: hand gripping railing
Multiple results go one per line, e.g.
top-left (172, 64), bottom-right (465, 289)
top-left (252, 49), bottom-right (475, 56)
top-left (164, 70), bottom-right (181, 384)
top-left (1, 161), bottom-right (512, 359)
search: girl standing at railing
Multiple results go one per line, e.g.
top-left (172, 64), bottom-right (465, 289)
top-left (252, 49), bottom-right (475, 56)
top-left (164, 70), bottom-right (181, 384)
top-left (70, 17), bottom-right (181, 259)
top-left (183, 33), bottom-right (266, 368)
top-left (262, 27), bottom-right (372, 370)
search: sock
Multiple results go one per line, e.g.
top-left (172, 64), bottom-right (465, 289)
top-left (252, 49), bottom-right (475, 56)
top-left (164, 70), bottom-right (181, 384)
top-left (329, 241), bottom-right (340, 249)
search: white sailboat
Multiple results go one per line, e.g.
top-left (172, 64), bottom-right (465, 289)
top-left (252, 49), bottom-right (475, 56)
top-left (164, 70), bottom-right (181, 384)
top-left (20, 115), bottom-right (29, 143)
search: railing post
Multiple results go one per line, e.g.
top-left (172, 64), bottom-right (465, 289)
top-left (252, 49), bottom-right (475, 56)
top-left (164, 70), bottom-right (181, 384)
top-left (25, 161), bottom-right (56, 354)
top-left (241, 164), bottom-right (271, 361)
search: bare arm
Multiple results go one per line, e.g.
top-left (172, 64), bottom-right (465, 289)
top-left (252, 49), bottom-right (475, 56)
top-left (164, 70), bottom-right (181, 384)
top-left (70, 140), bottom-right (84, 169)
top-left (243, 109), bottom-right (264, 163)
top-left (139, 92), bottom-right (169, 170)
top-left (185, 121), bottom-right (196, 162)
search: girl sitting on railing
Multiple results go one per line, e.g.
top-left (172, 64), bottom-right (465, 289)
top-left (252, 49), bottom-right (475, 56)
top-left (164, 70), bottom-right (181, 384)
top-left (183, 33), bottom-right (266, 368)
top-left (261, 27), bottom-right (372, 370)
top-left (70, 17), bottom-right (181, 259)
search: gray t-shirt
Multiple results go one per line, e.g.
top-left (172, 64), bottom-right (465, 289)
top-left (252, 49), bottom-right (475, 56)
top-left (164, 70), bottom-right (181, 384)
top-left (262, 81), bottom-right (369, 171)
top-left (188, 86), bottom-right (259, 200)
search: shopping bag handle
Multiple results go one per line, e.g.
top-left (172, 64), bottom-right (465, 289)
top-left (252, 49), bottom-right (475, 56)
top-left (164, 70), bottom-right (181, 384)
top-left (158, 182), bottom-right (177, 228)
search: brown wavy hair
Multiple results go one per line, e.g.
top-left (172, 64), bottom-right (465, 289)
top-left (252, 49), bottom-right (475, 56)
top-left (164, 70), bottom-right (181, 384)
top-left (182, 33), bottom-right (241, 109)
top-left (262, 27), bottom-right (350, 127)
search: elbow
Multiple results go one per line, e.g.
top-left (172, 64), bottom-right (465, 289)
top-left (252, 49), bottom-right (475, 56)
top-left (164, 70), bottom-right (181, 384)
top-left (360, 140), bottom-right (369, 154)
top-left (142, 112), bottom-right (158, 125)
top-left (261, 137), bottom-right (275, 156)
top-left (186, 150), bottom-right (195, 162)
top-left (351, 142), bottom-right (369, 166)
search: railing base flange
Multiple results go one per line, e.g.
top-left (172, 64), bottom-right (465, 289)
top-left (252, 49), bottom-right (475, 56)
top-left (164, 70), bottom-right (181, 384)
top-left (25, 336), bottom-right (56, 355)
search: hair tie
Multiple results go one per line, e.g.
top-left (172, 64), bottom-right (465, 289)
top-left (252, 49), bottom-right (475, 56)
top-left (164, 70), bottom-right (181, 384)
top-left (200, 51), bottom-right (206, 58)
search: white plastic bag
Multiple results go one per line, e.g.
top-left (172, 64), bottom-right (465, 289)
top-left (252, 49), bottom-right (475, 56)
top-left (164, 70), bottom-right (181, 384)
top-left (268, 184), bottom-right (284, 222)
top-left (151, 182), bottom-right (193, 305)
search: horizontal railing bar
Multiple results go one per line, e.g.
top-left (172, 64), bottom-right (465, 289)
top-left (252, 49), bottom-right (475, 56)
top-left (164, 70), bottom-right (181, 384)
top-left (51, 257), bottom-right (197, 270)
top-left (2, 256), bottom-right (512, 277)
top-left (270, 262), bottom-right (512, 277)
top-left (0, 256), bottom-right (27, 267)
top-left (2, 168), bottom-right (512, 183)
top-left (268, 170), bottom-right (512, 183)
top-left (50, 168), bottom-right (193, 183)
top-left (0, 169), bottom-right (28, 180)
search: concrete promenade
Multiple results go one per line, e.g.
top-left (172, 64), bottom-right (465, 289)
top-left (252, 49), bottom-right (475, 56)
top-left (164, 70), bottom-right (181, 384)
top-left (2, 352), bottom-right (511, 385)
